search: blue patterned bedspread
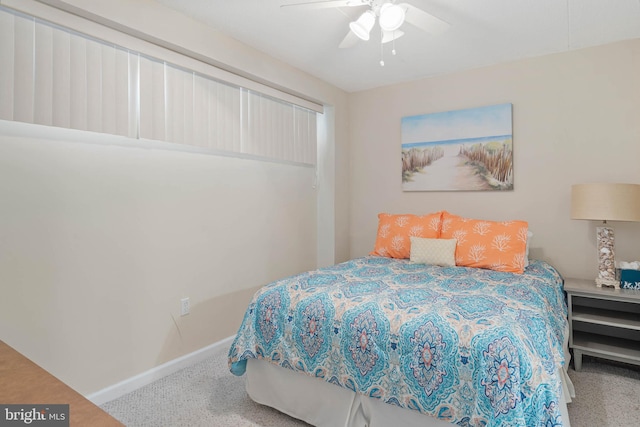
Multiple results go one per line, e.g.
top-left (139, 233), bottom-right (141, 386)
top-left (228, 257), bottom-right (568, 427)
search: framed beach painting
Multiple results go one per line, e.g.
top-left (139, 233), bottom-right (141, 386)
top-left (401, 103), bottom-right (513, 191)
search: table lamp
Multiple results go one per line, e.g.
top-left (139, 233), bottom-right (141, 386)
top-left (571, 183), bottom-right (640, 288)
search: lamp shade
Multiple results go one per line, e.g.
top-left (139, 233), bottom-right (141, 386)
top-left (349, 10), bottom-right (376, 41)
top-left (571, 183), bottom-right (640, 222)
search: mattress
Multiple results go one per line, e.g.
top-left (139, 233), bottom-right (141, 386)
top-left (229, 256), bottom-right (574, 426)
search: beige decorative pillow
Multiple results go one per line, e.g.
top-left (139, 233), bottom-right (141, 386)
top-left (410, 237), bottom-right (457, 266)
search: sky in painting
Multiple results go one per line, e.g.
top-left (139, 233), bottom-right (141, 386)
top-left (401, 103), bottom-right (512, 144)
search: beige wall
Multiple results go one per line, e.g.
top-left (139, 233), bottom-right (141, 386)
top-left (349, 39), bottom-right (640, 280)
top-left (0, 123), bottom-right (316, 393)
top-left (0, 0), bottom-right (349, 395)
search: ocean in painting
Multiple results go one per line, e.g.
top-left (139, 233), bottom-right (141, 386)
top-left (401, 134), bottom-right (512, 150)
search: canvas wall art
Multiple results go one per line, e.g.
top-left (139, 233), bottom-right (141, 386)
top-left (401, 103), bottom-right (513, 192)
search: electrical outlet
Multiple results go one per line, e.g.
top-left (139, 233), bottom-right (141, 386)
top-left (180, 297), bottom-right (190, 316)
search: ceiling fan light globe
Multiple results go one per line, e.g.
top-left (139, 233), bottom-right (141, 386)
top-left (379, 3), bottom-right (405, 31)
top-left (349, 10), bottom-right (375, 40)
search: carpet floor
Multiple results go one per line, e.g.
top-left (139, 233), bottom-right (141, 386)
top-left (101, 346), bottom-right (640, 427)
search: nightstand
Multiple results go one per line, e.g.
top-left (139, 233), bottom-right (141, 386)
top-left (564, 278), bottom-right (640, 371)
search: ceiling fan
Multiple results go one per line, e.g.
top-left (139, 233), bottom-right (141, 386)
top-left (281, 0), bottom-right (450, 50)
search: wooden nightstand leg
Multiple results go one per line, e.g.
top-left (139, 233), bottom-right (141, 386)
top-left (573, 350), bottom-right (582, 371)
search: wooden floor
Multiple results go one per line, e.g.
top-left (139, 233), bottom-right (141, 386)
top-left (0, 340), bottom-right (123, 426)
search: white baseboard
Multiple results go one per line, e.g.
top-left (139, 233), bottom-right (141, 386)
top-left (86, 335), bottom-right (236, 406)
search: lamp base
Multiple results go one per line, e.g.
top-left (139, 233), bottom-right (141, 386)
top-left (595, 278), bottom-right (620, 289)
top-left (596, 226), bottom-right (617, 288)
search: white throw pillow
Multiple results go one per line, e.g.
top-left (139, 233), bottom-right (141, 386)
top-left (410, 237), bottom-right (457, 267)
top-left (525, 230), bottom-right (533, 267)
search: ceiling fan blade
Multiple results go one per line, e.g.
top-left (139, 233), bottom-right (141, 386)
top-left (280, 0), bottom-right (367, 9)
top-left (399, 3), bottom-right (450, 35)
top-left (338, 30), bottom-right (360, 48)
top-left (381, 30), bottom-right (404, 44)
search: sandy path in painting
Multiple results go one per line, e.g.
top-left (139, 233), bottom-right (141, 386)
top-left (403, 144), bottom-right (491, 191)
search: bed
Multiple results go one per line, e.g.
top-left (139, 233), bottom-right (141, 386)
top-left (228, 212), bottom-right (574, 427)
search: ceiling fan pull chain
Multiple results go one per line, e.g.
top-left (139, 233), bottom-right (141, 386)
top-left (380, 37), bottom-right (385, 66)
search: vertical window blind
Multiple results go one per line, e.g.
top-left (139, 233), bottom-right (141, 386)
top-left (0, 6), bottom-right (318, 166)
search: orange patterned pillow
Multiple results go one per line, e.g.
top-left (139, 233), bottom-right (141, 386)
top-left (440, 211), bottom-right (529, 273)
top-left (370, 212), bottom-right (443, 259)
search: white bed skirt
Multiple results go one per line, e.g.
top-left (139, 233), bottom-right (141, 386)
top-left (246, 358), bottom-right (573, 427)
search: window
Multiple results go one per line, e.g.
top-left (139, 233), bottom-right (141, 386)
top-left (0, 6), bottom-right (318, 165)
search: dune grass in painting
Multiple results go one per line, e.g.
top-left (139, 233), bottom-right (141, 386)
top-left (458, 138), bottom-right (513, 189)
top-left (402, 146), bottom-right (444, 183)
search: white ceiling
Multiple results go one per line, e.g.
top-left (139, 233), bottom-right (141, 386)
top-left (154, 0), bottom-right (640, 93)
